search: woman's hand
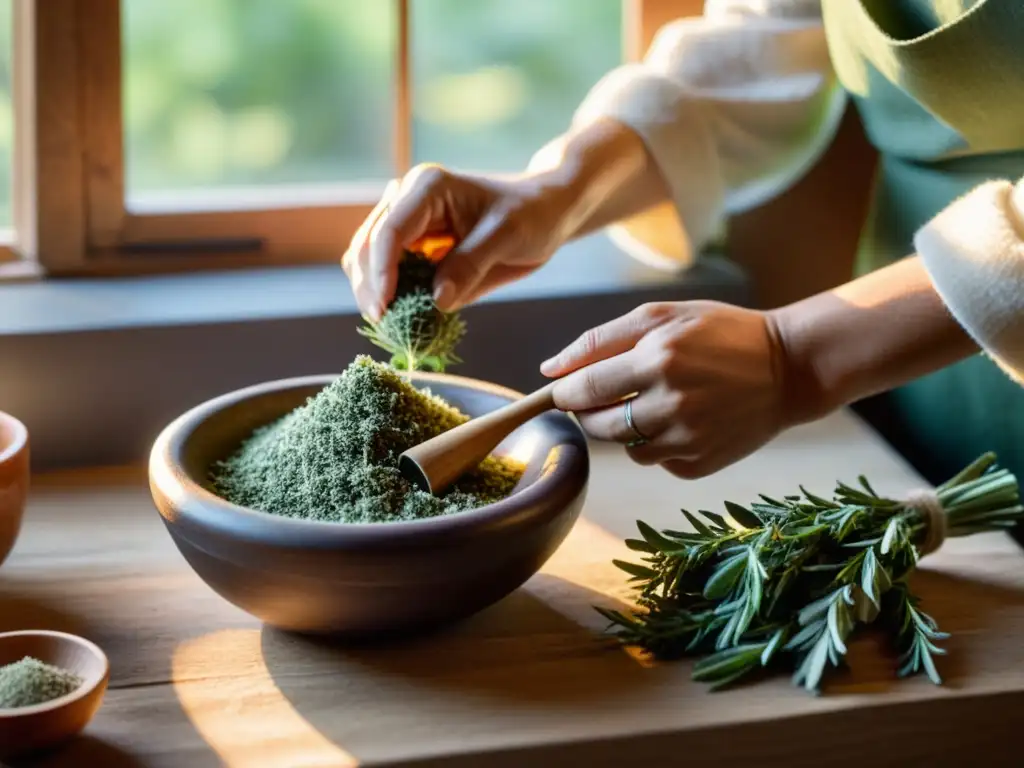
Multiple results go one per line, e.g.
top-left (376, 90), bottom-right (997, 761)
top-left (342, 119), bottom-right (670, 321)
top-left (342, 164), bottom-right (576, 321)
top-left (542, 301), bottom-right (792, 479)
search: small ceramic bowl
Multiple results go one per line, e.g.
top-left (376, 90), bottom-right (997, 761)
top-left (0, 410), bottom-right (29, 569)
top-left (0, 630), bottom-right (110, 760)
top-left (149, 372), bottom-right (589, 636)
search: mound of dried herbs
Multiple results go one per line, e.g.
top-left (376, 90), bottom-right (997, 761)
top-left (0, 656), bottom-right (83, 708)
top-left (358, 250), bottom-right (466, 372)
top-left (211, 356), bottom-right (522, 523)
top-left (599, 452), bottom-right (1022, 694)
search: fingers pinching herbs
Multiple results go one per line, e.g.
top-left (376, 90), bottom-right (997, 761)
top-left (342, 179), bottom-right (399, 321)
top-left (367, 165), bottom-right (455, 315)
top-left (341, 162), bottom-right (575, 317)
top-left (540, 302), bottom-right (677, 377)
top-left (431, 208), bottom-right (515, 312)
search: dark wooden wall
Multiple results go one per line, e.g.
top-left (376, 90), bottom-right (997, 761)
top-left (728, 106), bottom-right (879, 309)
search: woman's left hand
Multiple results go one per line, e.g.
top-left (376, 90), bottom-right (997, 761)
top-left (541, 301), bottom-right (791, 479)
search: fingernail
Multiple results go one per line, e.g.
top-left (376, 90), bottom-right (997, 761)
top-left (434, 279), bottom-right (457, 311)
top-left (368, 303), bottom-right (383, 323)
top-left (540, 356), bottom-right (559, 376)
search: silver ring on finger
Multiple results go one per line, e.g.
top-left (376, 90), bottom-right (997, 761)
top-left (624, 398), bottom-right (649, 448)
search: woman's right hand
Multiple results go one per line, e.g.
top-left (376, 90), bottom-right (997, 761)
top-left (342, 164), bottom-right (577, 321)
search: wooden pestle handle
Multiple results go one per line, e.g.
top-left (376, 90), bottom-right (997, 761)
top-left (399, 382), bottom-right (558, 495)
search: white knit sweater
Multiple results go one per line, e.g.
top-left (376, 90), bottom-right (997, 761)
top-left (532, 0), bottom-right (1024, 382)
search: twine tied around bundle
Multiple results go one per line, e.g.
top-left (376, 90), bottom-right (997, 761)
top-left (903, 488), bottom-right (947, 556)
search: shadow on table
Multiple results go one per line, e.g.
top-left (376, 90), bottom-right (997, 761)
top-left (262, 576), bottom-right (651, 705)
top-left (0, 589), bottom-right (88, 636)
top-left (0, 589), bottom-right (143, 767)
top-left (11, 737), bottom-right (145, 768)
top-left (800, 565), bottom-right (1024, 695)
top-left (260, 562), bottom-right (1024, 743)
top-left (259, 576), bottom-right (656, 758)
top-left (0, 584), bottom-right (207, 767)
top-left (906, 566), bottom-right (1024, 685)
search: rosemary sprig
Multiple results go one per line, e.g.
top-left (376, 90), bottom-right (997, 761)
top-left (358, 251), bottom-right (466, 372)
top-left (599, 452), bottom-right (1021, 694)
top-left (888, 580), bottom-right (949, 684)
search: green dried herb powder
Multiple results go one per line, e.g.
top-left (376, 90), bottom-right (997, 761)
top-left (0, 657), bottom-right (83, 709)
top-left (211, 356), bottom-right (523, 523)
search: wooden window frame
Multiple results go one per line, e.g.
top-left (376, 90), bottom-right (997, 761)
top-left (5, 0), bottom-right (702, 279)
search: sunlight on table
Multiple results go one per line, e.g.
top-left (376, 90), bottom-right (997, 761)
top-left (536, 516), bottom-right (656, 667)
top-left (172, 629), bottom-right (359, 768)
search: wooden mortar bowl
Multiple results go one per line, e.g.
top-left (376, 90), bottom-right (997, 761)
top-left (0, 630), bottom-right (110, 760)
top-left (0, 410), bottom-right (29, 569)
top-left (149, 372), bottom-right (589, 637)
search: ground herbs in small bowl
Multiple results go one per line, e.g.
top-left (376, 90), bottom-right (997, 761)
top-left (210, 356), bottom-right (524, 523)
top-left (0, 656), bottom-right (83, 709)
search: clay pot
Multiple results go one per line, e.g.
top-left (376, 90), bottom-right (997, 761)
top-left (0, 410), bottom-right (28, 569)
top-left (149, 372), bottom-right (589, 636)
top-left (0, 630), bottom-right (110, 760)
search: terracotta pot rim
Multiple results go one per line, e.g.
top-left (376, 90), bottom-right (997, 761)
top-left (0, 630), bottom-right (109, 719)
top-left (0, 411), bottom-right (27, 467)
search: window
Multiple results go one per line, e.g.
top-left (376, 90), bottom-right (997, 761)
top-left (0, 0), bottom-right (14, 265)
top-left (1, 0), bottom-right (697, 279)
top-left (410, 0), bottom-right (623, 172)
top-left (123, 1), bottom-right (397, 202)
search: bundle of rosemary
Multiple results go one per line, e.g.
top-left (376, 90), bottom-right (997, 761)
top-left (359, 250), bottom-right (466, 372)
top-left (598, 453), bottom-right (1022, 694)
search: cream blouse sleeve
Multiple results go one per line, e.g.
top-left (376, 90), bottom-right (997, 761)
top-left (915, 177), bottom-right (1024, 383)
top-left (530, 0), bottom-right (846, 271)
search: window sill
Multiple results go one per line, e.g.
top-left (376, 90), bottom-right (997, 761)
top-left (0, 235), bottom-right (750, 469)
top-left (0, 235), bottom-right (740, 336)
top-left (0, 259), bottom-right (42, 283)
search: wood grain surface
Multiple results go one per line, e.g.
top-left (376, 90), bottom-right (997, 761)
top-left (3, 411), bottom-right (1023, 767)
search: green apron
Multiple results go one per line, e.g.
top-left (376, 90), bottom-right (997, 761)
top-left (819, 0), bottom-right (1024, 486)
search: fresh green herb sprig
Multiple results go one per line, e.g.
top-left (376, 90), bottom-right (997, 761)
top-left (358, 251), bottom-right (466, 372)
top-left (598, 453), bottom-right (1021, 694)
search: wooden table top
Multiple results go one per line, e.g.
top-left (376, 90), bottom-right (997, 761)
top-left (4, 410), bottom-right (1024, 767)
